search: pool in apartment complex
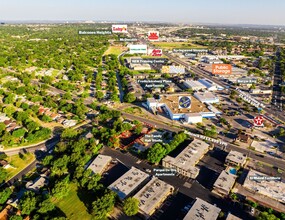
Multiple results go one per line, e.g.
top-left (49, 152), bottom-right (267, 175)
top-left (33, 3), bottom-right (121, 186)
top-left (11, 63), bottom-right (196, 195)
top-left (229, 167), bottom-right (237, 175)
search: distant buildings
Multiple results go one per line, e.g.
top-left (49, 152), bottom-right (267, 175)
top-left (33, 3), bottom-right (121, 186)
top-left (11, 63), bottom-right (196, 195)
top-left (183, 197), bottom-right (221, 220)
top-left (108, 167), bottom-right (150, 200)
top-left (133, 177), bottom-right (174, 219)
top-left (225, 150), bottom-right (247, 167)
top-left (162, 139), bottom-right (210, 178)
top-left (87, 154), bottom-right (112, 175)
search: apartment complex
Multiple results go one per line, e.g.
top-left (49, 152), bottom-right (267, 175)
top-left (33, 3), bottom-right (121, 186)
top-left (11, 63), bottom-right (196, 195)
top-left (225, 150), bottom-right (247, 167)
top-left (133, 177), bottom-right (174, 219)
top-left (108, 166), bottom-right (150, 200)
top-left (162, 139), bottom-right (210, 178)
top-left (183, 197), bottom-right (221, 220)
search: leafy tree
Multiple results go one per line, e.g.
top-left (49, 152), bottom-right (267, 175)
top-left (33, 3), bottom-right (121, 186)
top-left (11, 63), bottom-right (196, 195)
top-left (92, 191), bottom-right (116, 219)
top-left (0, 167), bottom-right (8, 184)
top-left (123, 197), bottom-right (139, 216)
top-left (19, 191), bottom-right (37, 215)
top-left (26, 121), bottom-right (40, 132)
top-left (0, 188), bottom-right (12, 204)
top-left (147, 143), bottom-right (166, 164)
top-left (52, 176), bottom-right (71, 199)
top-left (0, 122), bottom-right (6, 135)
top-left (61, 128), bottom-right (78, 139)
top-left (15, 111), bottom-right (29, 122)
top-left (12, 128), bottom-right (26, 138)
top-left (257, 211), bottom-right (280, 220)
top-left (9, 216), bottom-right (23, 220)
top-left (4, 93), bottom-right (15, 104)
top-left (96, 91), bottom-right (104, 100)
top-left (41, 115), bottom-right (52, 123)
top-left (20, 102), bottom-right (29, 110)
top-left (124, 93), bottom-right (136, 103)
top-left (42, 155), bottom-right (53, 166)
top-left (51, 155), bottom-right (69, 176)
top-left (37, 199), bottom-right (55, 214)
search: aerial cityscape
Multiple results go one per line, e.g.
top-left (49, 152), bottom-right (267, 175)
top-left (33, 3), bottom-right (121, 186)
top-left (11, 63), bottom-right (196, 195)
top-left (0, 1), bottom-right (285, 220)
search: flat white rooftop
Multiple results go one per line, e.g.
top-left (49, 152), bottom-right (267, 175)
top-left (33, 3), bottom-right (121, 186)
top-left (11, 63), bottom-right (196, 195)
top-left (226, 150), bottom-right (247, 166)
top-left (184, 80), bottom-right (206, 90)
top-left (183, 197), bottom-right (221, 220)
top-left (213, 170), bottom-right (237, 193)
top-left (87, 154), bottom-right (112, 174)
top-left (134, 177), bottom-right (174, 217)
top-left (194, 92), bottom-right (219, 102)
top-left (108, 166), bottom-right (150, 200)
top-left (243, 169), bottom-right (285, 203)
top-left (163, 139), bottom-right (210, 174)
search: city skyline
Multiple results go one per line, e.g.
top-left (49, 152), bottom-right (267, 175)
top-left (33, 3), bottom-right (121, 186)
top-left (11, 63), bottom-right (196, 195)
top-left (1, 0), bottom-right (285, 26)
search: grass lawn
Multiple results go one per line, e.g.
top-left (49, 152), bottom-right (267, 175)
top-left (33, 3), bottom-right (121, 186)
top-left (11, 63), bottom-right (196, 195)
top-left (152, 41), bottom-right (207, 50)
top-left (5, 153), bottom-right (35, 180)
top-left (53, 183), bottom-right (93, 220)
top-left (104, 46), bottom-right (127, 56)
top-left (124, 107), bottom-right (142, 115)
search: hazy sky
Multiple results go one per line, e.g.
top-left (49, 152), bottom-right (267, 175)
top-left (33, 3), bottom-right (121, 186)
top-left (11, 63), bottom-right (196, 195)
top-left (1, 0), bottom-right (285, 25)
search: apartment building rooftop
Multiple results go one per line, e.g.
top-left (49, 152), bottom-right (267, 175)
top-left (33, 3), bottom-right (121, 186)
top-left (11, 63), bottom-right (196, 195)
top-left (225, 150), bottom-right (247, 167)
top-left (87, 154), bottom-right (112, 175)
top-left (108, 166), bottom-right (150, 200)
top-left (183, 197), bottom-right (221, 220)
top-left (134, 177), bottom-right (174, 218)
top-left (163, 139), bottom-right (210, 178)
top-left (213, 170), bottom-right (237, 196)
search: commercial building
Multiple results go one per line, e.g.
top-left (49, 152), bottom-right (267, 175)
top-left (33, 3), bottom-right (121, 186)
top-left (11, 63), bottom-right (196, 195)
top-left (146, 94), bottom-right (217, 124)
top-left (133, 177), bottom-right (174, 219)
top-left (194, 91), bottom-right (220, 104)
top-left (162, 139), bottom-right (210, 178)
top-left (87, 154), bottom-right (112, 175)
top-left (108, 167), bottom-right (150, 200)
top-left (183, 80), bottom-right (206, 91)
top-left (198, 78), bottom-right (219, 91)
top-left (243, 169), bottom-right (285, 203)
top-left (249, 89), bottom-right (272, 95)
top-left (183, 198), bottom-right (221, 220)
top-left (213, 170), bottom-right (237, 197)
top-left (225, 151), bottom-right (247, 167)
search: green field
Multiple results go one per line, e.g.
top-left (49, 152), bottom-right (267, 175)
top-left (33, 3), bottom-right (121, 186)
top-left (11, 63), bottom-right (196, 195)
top-left (5, 153), bottom-right (35, 180)
top-left (54, 183), bottom-right (93, 220)
top-left (104, 46), bottom-right (127, 56)
top-left (152, 41), bottom-right (207, 49)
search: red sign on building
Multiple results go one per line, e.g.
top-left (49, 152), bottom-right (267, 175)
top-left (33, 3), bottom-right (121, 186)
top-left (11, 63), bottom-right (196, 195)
top-left (148, 31), bottom-right (159, 41)
top-left (254, 116), bottom-right (264, 126)
top-left (149, 49), bottom-right (162, 56)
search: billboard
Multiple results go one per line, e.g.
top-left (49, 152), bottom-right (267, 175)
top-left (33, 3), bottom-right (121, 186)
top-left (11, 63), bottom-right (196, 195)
top-left (112, 25), bottom-right (128, 33)
top-left (237, 77), bottom-right (257, 84)
top-left (148, 49), bottom-right (162, 56)
top-left (129, 45), bottom-right (147, 54)
top-left (212, 64), bottom-right (232, 75)
top-left (148, 31), bottom-right (159, 41)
